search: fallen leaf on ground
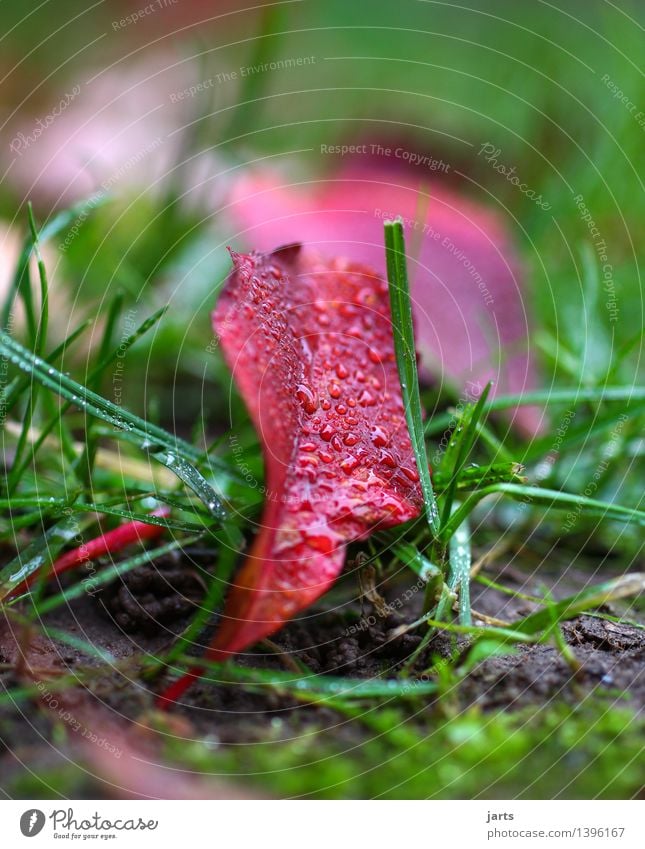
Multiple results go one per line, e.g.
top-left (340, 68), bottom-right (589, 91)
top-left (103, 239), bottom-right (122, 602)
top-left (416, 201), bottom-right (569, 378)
top-left (159, 244), bottom-right (425, 703)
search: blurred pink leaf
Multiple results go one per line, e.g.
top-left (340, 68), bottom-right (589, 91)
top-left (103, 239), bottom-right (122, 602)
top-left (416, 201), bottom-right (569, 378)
top-left (227, 165), bottom-right (541, 434)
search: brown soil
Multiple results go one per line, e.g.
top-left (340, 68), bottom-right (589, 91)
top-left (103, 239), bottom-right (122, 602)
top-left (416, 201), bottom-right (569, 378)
top-left (1, 553), bottom-right (643, 794)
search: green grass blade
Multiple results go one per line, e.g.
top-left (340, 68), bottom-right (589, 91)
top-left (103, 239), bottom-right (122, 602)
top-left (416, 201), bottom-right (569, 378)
top-left (94, 291), bottom-right (125, 379)
top-left (1, 194), bottom-right (109, 331)
top-left (0, 319), bottom-right (91, 414)
top-left (224, 4), bottom-right (285, 141)
top-left (41, 625), bottom-right (117, 663)
top-left (441, 482), bottom-right (645, 542)
top-left (63, 502), bottom-right (205, 534)
top-left (0, 328), bottom-right (188, 456)
top-left (14, 306), bottom-right (169, 484)
top-left (433, 462), bottom-right (526, 492)
top-left (384, 219), bottom-right (439, 537)
top-left (486, 385), bottom-right (645, 411)
top-left (520, 400), bottom-right (644, 463)
top-left (166, 655), bottom-right (439, 701)
top-left (26, 203), bottom-right (49, 357)
top-left (390, 539), bottom-right (442, 584)
top-left (149, 448), bottom-right (225, 520)
top-left (151, 539), bottom-right (239, 671)
top-left (510, 573), bottom-right (645, 635)
top-left (6, 207), bottom-right (52, 493)
top-left (439, 381), bottom-right (493, 525)
top-left (77, 298), bottom-right (158, 484)
top-left (424, 385), bottom-right (645, 438)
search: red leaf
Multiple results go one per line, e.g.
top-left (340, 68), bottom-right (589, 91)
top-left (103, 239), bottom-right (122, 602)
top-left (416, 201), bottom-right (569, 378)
top-left (227, 166), bottom-right (541, 434)
top-left (214, 245), bottom-right (423, 647)
top-left (159, 245), bottom-right (424, 704)
top-left (4, 508), bottom-right (169, 601)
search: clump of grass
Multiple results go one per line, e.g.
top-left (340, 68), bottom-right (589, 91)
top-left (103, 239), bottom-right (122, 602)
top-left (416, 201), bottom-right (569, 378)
top-left (382, 219), bottom-right (644, 644)
top-left (8, 697), bottom-right (641, 800)
top-left (0, 197), bottom-right (643, 800)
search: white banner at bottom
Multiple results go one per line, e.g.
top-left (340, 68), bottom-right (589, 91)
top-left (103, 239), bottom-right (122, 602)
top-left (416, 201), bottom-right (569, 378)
top-left (0, 799), bottom-right (642, 848)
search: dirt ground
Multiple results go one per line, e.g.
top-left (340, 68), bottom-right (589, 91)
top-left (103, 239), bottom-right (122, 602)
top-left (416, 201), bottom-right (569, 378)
top-left (1, 552), bottom-right (643, 795)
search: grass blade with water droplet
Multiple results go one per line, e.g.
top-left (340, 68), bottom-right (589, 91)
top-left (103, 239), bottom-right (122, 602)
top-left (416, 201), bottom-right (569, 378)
top-left (0, 516), bottom-right (85, 600)
top-left (0, 330), bottom-right (228, 520)
top-left (448, 513), bottom-right (472, 625)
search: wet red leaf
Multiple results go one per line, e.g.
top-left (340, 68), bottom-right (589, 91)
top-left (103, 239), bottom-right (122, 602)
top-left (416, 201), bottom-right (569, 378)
top-left (159, 244), bottom-right (424, 704)
top-left (214, 245), bottom-right (424, 646)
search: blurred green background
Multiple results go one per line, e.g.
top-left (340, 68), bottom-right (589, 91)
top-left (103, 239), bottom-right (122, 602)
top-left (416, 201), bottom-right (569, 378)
top-left (3, 0), bottom-right (642, 522)
top-left (2, 0), bottom-right (642, 353)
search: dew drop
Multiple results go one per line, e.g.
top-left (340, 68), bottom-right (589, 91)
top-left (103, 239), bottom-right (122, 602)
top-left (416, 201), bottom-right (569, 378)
top-left (358, 389), bottom-right (376, 407)
top-left (339, 303), bottom-right (356, 318)
top-left (330, 434), bottom-right (343, 452)
top-left (295, 383), bottom-right (318, 414)
top-left (299, 455), bottom-right (319, 467)
top-left (320, 423), bottom-right (334, 442)
top-left (371, 426), bottom-right (388, 447)
top-left (340, 455), bottom-right (359, 474)
top-left (357, 287), bottom-right (375, 305)
top-left (379, 449), bottom-right (397, 468)
top-left (307, 534), bottom-right (335, 555)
